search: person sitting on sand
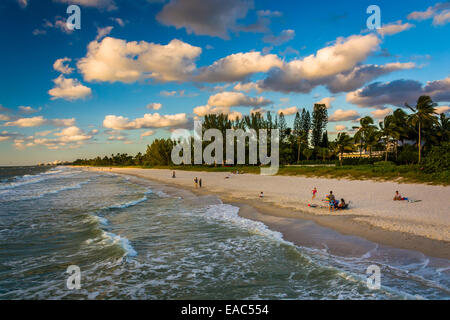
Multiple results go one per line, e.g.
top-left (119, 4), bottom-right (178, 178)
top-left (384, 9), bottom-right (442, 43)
top-left (338, 199), bottom-right (347, 209)
top-left (259, 192), bottom-right (264, 198)
top-left (394, 191), bottom-right (402, 201)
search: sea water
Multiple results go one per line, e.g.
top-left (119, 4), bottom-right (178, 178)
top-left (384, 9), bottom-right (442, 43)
top-left (0, 166), bottom-right (448, 299)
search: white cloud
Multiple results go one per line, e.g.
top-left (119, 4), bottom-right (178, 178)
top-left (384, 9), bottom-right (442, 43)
top-left (277, 106), bottom-right (298, 116)
top-left (192, 105), bottom-right (242, 120)
top-left (48, 75), bottom-right (92, 101)
top-left (207, 92), bottom-right (272, 108)
top-left (196, 51), bottom-right (283, 83)
top-left (19, 106), bottom-right (41, 114)
top-left (408, 2), bottom-right (450, 25)
top-left (4, 116), bottom-right (47, 127)
top-left (335, 125), bottom-right (347, 131)
top-left (146, 103), bottom-right (162, 110)
top-left (0, 114), bottom-right (11, 121)
top-left (436, 106), bottom-right (450, 114)
top-left (371, 108), bottom-right (393, 119)
top-left (261, 34), bottom-right (381, 93)
top-left (95, 26), bottom-right (114, 41)
top-left (4, 116), bottom-right (75, 128)
top-left (140, 130), bottom-right (155, 138)
top-left (103, 113), bottom-right (188, 130)
top-left (377, 21), bottom-right (414, 36)
top-left (53, 57), bottom-right (74, 74)
top-left (316, 97), bottom-right (335, 109)
top-left (78, 37), bottom-right (201, 83)
top-left (329, 109), bottom-right (360, 122)
top-left (233, 82), bottom-right (263, 93)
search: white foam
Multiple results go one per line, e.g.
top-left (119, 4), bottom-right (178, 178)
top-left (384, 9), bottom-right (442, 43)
top-left (107, 196), bottom-right (148, 209)
top-left (104, 232), bottom-right (137, 257)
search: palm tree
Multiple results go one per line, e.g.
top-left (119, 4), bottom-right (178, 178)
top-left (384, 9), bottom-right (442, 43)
top-left (317, 147), bottom-right (330, 161)
top-left (379, 116), bottom-right (400, 161)
top-left (406, 96), bottom-right (438, 163)
top-left (333, 132), bottom-right (354, 165)
top-left (353, 116), bottom-right (376, 157)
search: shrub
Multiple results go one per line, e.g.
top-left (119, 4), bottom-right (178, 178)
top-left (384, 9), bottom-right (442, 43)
top-left (423, 142), bottom-right (450, 174)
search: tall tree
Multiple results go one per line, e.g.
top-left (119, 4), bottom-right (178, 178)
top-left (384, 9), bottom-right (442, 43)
top-left (333, 132), bottom-right (354, 165)
top-left (300, 108), bottom-right (311, 146)
top-left (406, 96), bottom-right (438, 163)
top-left (353, 116), bottom-right (376, 157)
top-left (311, 104), bottom-right (328, 149)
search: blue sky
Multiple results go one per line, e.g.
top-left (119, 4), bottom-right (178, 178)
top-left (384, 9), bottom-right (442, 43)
top-left (0, 0), bottom-right (449, 165)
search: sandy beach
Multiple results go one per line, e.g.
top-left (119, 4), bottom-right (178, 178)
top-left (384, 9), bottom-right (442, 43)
top-left (84, 167), bottom-right (450, 259)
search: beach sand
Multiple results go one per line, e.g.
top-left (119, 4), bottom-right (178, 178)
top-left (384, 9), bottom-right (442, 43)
top-left (83, 167), bottom-right (450, 259)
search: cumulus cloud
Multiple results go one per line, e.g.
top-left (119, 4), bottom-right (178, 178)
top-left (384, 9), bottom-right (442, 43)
top-left (377, 21), bottom-right (414, 36)
top-left (156, 0), bottom-right (253, 39)
top-left (263, 29), bottom-right (295, 46)
top-left (207, 91), bottom-right (272, 108)
top-left (48, 75), bottom-right (92, 100)
top-left (0, 131), bottom-right (22, 142)
top-left (316, 97), bottom-right (335, 109)
top-left (260, 34), bottom-right (381, 93)
top-left (146, 103), bottom-right (162, 110)
top-left (347, 77), bottom-right (450, 108)
top-left (335, 125), bottom-right (347, 131)
top-left (95, 26), bottom-right (113, 41)
top-left (371, 108), bottom-right (393, 119)
top-left (140, 130), bottom-right (155, 138)
top-left (277, 106), bottom-right (298, 116)
top-left (233, 82), bottom-right (263, 93)
top-left (0, 114), bottom-right (11, 121)
top-left (19, 106), bottom-right (41, 114)
top-left (193, 105), bottom-right (242, 120)
top-left (103, 113), bottom-right (188, 130)
top-left (4, 116), bottom-right (75, 128)
top-left (408, 2), bottom-right (450, 25)
top-left (78, 37), bottom-right (201, 83)
top-left (195, 51), bottom-right (283, 83)
top-left (328, 109), bottom-right (360, 122)
top-left (53, 57), bottom-right (74, 74)
top-left (435, 106), bottom-right (450, 114)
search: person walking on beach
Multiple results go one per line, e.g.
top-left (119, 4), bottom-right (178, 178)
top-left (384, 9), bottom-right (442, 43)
top-left (199, 178), bottom-right (202, 188)
top-left (194, 177), bottom-right (198, 188)
top-left (172, 171), bottom-right (176, 178)
top-left (312, 187), bottom-right (317, 200)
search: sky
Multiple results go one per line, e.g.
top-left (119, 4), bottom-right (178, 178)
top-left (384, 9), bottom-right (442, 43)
top-left (0, 0), bottom-right (449, 165)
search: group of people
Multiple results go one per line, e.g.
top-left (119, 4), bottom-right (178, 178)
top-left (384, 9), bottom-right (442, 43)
top-left (194, 177), bottom-right (202, 188)
top-left (312, 187), bottom-right (348, 211)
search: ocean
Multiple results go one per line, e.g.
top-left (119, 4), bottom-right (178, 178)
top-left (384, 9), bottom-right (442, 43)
top-left (0, 166), bottom-right (448, 299)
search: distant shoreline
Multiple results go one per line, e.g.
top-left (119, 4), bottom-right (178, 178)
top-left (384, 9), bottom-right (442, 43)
top-left (80, 166), bottom-right (450, 260)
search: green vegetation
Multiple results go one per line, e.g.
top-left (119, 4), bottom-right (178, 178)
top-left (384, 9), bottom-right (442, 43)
top-left (72, 96), bottom-right (449, 185)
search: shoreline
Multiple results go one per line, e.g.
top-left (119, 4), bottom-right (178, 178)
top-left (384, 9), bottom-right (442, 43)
top-left (80, 166), bottom-right (450, 260)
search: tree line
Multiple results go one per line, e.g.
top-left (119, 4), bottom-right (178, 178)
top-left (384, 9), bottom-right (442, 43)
top-left (72, 96), bottom-right (449, 172)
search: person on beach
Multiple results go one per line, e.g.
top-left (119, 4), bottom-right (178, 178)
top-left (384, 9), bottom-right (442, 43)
top-left (194, 177), bottom-right (198, 188)
top-left (199, 178), bottom-right (202, 188)
top-left (394, 191), bottom-right (402, 200)
top-left (172, 171), bottom-right (176, 178)
top-left (328, 191), bottom-right (336, 211)
top-left (312, 187), bottom-right (317, 200)
top-left (259, 192), bottom-right (264, 198)
top-left (338, 199), bottom-right (347, 209)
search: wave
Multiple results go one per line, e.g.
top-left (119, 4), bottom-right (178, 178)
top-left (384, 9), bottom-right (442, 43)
top-left (2, 179), bottom-right (91, 201)
top-left (106, 195), bottom-right (148, 210)
top-left (0, 169), bottom-right (79, 191)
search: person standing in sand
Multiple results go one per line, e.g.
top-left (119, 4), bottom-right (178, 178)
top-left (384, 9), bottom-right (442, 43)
top-left (199, 178), bottom-right (202, 188)
top-left (312, 187), bottom-right (317, 200)
top-left (194, 177), bottom-right (198, 188)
